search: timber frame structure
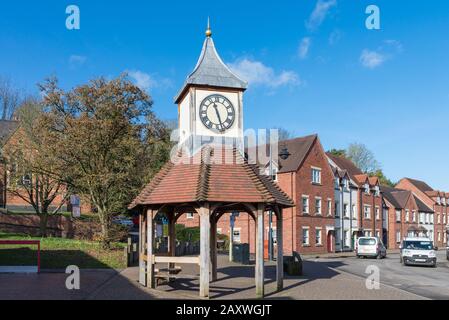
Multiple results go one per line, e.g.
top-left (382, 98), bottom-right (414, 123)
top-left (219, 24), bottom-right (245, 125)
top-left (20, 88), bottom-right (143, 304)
top-left (129, 146), bottom-right (294, 298)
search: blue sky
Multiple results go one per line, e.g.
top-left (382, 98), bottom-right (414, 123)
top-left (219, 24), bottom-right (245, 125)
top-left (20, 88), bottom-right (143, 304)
top-left (1, 0), bottom-right (449, 190)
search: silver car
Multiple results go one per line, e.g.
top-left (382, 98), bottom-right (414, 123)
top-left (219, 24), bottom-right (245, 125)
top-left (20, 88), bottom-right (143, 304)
top-left (356, 237), bottom-right (387, 259)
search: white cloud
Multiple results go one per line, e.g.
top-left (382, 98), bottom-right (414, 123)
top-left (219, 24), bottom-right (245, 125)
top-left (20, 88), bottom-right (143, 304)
top-left (360, 50), bottom-right (386, 69)
top-left (298, 37), bottom-right (311, 59)
top-left (306, 0), bottom-right (337, 31)
top-left (128, 70), bottom-right (157, 91)
top-left (69, 55), bottom-right (87, 67)
top-left (360, 40), bottom-right (403, 69)
top-left (329, 29), bottom-right (342, 45)
top-left (228, 58), bottom-right (300, 88)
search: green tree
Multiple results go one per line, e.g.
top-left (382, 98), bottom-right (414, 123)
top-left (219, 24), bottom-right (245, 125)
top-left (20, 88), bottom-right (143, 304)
top-left (370, 169), bottom-right (396, 188)
top-left (39, 75), bottom-right (170, 248)
top-left (327, 148), bottom-right (347, 158)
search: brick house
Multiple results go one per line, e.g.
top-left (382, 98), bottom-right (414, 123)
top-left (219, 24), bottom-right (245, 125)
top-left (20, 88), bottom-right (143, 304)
top-left (381, 186), bottom-right (434, 249)
top-left (396, 178), bottom-right (448, 248)
top-left (178, 134), bottom-right (336, 255)
top-left (0, 120), bottom-right (90, 214)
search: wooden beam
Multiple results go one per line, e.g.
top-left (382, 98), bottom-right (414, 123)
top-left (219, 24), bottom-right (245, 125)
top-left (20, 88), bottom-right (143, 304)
top-left (199, 204), bottom-right (211, 298)
top-left (255, 204), bottom-right (265, 298)
top-left (153, 256), bottom-right (200, 265)
top-left (146, 209), bottom-right (155, 289)
top-left (276, 207), bottom-right (284, 291)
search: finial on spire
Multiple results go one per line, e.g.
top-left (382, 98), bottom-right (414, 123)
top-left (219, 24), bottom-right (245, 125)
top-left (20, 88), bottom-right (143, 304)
top-left (206, 17), bottom-right (212, 37)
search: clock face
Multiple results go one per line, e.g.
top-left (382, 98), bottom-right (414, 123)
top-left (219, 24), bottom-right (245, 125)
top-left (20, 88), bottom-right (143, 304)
top-left (199, 94), bottom-right (235, 133)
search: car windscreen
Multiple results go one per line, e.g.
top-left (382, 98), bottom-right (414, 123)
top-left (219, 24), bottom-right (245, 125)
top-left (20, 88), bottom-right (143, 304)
top-left (403, 241), bottom-right (433, 250)
top-left (358, 238), bottom-right (376, 246)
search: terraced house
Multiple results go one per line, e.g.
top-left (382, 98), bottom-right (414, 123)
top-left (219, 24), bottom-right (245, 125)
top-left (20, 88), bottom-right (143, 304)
top-left (381, 186), bottom-right (434, 249)
top-left (326, 154), bottom-right (383, 245)
top-left (396, 178), bottom-right (448, 248)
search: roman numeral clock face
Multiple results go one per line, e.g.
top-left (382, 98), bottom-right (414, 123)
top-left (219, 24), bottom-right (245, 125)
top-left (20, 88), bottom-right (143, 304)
top-left (199, 94), bottom-right (235, 133)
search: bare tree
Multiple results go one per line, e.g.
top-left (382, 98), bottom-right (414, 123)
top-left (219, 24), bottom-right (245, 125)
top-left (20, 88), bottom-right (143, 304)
top-left (346, 143), bottom-right (381, 173)
top-left (0, 77), bottom-right (21, 120)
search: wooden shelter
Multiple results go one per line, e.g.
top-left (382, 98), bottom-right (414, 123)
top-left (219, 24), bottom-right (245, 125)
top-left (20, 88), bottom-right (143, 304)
top-left (129, 146), bottom-right (294, 298)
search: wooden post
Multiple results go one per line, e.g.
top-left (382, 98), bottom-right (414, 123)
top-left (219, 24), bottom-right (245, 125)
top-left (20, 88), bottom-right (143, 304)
top-left (168, 211), bottom-right (176, 274)
top-left (139, 213), bottom-right (147, 286)
top-left (255, 204), bottom-right (265, 298)
top-left (210, 215), bottom-right (218, 282)
top-left (199, 205), bottom-right (210, 298)
top-left (276, 207), bottom-right (284, 291)
top-left (229, 213), bottom-right (234, 262)
top-left (146, 209), bottom-right (155, 289)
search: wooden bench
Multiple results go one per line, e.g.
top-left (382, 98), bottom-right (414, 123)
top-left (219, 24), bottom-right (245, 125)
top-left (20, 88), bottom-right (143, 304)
top-left (145, 255), bottom-right (200, 286)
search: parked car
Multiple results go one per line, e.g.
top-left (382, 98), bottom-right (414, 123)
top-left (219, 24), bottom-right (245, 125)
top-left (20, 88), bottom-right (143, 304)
top-left (356, 237), bottom-right (387, 259)
top-left (113, 216), bottom-right (134, 227)
top-left (399, 237), bottom-right (437, 267)
top-left (446, 246), bottom-right (449, 261)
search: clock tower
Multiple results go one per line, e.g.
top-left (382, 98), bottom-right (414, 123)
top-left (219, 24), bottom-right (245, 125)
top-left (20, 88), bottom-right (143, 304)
top-left (174, 21), bottom-right (248, 154)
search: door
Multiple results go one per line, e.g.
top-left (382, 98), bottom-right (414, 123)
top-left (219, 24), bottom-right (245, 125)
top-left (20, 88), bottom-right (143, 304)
top-left (327, 231), bottom-right (334, 253)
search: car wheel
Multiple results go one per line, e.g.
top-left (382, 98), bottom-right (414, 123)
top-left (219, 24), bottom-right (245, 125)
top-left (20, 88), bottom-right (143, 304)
top-left (376, 253), bottom-right (382, 260)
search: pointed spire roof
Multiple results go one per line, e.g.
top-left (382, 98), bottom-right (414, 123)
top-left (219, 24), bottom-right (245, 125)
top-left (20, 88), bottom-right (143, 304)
top-left (174, 25), bottom-right (248, 103)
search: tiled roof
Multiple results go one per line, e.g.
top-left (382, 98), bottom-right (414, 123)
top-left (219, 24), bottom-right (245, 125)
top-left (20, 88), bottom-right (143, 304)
top-left (129, 146), bottom-right (294, 210)
top-left (326, 153), bottom-right (363, 180)
top-left (245, 134), bottom-right (318, 174)
top-left (414, 196), bottom-right (434, 213)
top-left (174, 36), bottom-right (248, 103)
top-left (403, 178), bottom-right (434, 193)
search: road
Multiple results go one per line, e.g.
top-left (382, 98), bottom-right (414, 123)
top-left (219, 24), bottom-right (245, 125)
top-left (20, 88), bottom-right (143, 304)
top-left (313, 251), bottom-right (449, 300)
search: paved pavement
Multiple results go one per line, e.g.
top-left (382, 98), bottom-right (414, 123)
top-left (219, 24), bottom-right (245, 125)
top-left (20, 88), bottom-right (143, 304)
top-left (314, 250), bottom-right (449, 300)
top-left (0, 254), bottom-right (425, 300)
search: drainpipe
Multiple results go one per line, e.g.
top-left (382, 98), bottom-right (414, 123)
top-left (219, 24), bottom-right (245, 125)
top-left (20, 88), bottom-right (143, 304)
top-left (349, 186), bottom-right (353, 251)
top-left (340, 183), bottom-right (344, 252)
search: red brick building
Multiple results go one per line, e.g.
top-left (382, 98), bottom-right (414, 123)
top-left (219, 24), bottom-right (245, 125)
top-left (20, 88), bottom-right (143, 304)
top-left (396, 178), bottom-right (448, 248)
top-left (381, 186), bottom-right (433, 249)
top-left (178, 134), bottom-right (336, 255)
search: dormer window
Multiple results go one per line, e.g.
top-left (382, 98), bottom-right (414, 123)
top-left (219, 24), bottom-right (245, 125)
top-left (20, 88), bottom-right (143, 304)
top-left (436, 197), bottom-right (441, 205)
top-left (334, 178), bottom-right (340, 190)
top-left (343, 179), bottom-right (349, 191)
top-left (364, 183), bottom-right (370, 194)
top-left (374, 186), bottom-right (380, 197)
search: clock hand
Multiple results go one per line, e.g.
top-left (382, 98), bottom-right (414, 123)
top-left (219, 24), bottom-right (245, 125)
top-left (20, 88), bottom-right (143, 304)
top-left (213, 104), bottom-right (224, 130)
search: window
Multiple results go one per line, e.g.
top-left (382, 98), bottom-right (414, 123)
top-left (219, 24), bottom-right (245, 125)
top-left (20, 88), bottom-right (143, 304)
top-left (444, 214), bottom-right (447, 224)
top-left (327, 200), bottom-right (332, 216)
top-left (334, 178), bottom-right (340, 190)
top-left (335, 201), bottom-right (339, 217)
top-left (302, 196), bottom-right (309, 214)
top-left (412, 211), bottom-right (416, 223)
top-left (315, 228), bottom-right (322, 245)
top-left (437, 214), bottom-right (441, 224)
top-left (352, 204), bottom-right (356, 218)
top-left (364, 205), bottom-right (371, 219)
top-left (312, 168), bottom-right (322, 184)
top-left (302, 228), bottom-right (310, 246)
top-left (396, 210), bottom-right (401, 222)
top-left (396, 231), bottom-right (401, 243)
top-left (364, 184), bottom-right (370, 195)
top-left (375, 207), bottom-right (380, 220)
top-left (364, 231), bottom-right (372, 237)
top-left (420, 213), bottom-right (425, 224)
top-left (343, 179), bottom-right (349, 191)
top-left (315, 198), bottom-right (322, 215)
top-left (376, 230), bottom-right (380, 239)
top-left (344, 230), bottom-right (350, 247)
top-left (343, 203), bottom-right (349, 218)
top-left (438, 232), bottom-right (441, 242)
top-left (405, 210), bottom-right (410, 222)
top-left (186, 213), bottom-right (194, 219)
top-left (430, 214), bottom-right (434, 224)
top-left (374, 186), bottom-right (380, 197)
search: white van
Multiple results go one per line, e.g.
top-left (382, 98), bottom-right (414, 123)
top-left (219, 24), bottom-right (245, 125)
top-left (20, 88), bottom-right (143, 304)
top-left (356, 237), bottom-right (387, 259)
top-left (399, 237), bottom-right (437, 267)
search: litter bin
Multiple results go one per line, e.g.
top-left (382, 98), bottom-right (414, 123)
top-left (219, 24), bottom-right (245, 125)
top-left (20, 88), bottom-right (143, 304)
top-left (232, 243), bottom-right (250, 265)
top-left (283, 251), bottom-right (303, 276)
